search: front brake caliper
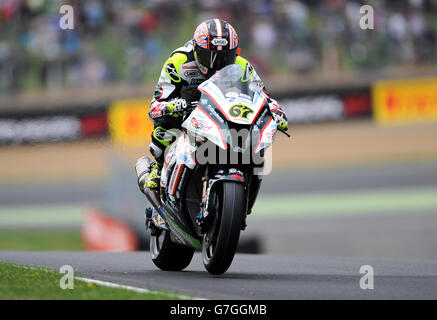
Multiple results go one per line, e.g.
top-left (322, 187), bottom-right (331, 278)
top-left (196, 180), bottom-right (216, 233)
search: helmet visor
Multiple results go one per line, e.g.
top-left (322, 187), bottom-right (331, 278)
top-left (195, 45), bottom-right (238, 71)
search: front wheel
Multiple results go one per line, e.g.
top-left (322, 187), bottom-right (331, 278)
top-left (202, 181), bottom-right (246, 275)
top-left (150, 229), bottom-right (195, 271)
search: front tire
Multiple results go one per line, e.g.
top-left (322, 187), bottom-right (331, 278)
top-left (150, 229), bottom-right (195, 271)
top-left (202, 181), bottom-right (246, 275)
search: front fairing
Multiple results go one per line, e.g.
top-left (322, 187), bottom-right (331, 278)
top-left (182, 102), bottom-right (228, 150)
top-left (182, 64), bottom-right (277, 153)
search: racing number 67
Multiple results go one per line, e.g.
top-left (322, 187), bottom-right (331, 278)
top-left (229, 104), bottom-right (254, 119)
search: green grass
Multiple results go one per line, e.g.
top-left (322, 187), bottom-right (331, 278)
top-left (0, 263), bottom-right (185, 300)
top-left (0, 231), bottom-right (82, 251)
top-left (0, 204), bottom-right (85, 229)
top-left (253, 186), bottom-right (437, 219)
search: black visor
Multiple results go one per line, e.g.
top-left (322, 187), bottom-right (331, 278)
top-left (195, 45), bottom-right (238, 71)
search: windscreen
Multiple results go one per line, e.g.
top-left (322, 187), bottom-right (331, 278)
top-left (207, 64), bottom-right (263, 101)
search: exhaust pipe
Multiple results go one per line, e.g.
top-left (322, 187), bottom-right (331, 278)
top-left (135, 156), bottom-right (165, 220)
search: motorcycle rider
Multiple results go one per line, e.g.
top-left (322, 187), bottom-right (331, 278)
top-left (142, 19), bottom-right (288, 191)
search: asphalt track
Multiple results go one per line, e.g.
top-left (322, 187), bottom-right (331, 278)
top-left (1, 159), bottom-right (436, 299)
top-left (1, 159), bottom-right (437, 259)
top-left (1, 159), bottom-right (437, 206)
top-left (1, 251), bottom-right (437, 299)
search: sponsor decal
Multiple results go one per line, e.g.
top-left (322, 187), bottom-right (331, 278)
top-left (184, 70), bottom-right (201, 77)
top-left (191, 116), bottom-right (212, 131)
top-left (211, 37), bottom-right (228, 46)
top-left (372, 77), bottom-right (437, 125)
top-left (266, 129), bottom-right (276, 142)
top-left (150, 108), bottom-right (162, 118)
top-left (190, 78), bottom-right (204, 85)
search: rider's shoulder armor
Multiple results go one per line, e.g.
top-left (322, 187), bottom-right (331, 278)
top-left (235, 56), bottom-right (258, 82)
top-left (151, 44), bottom-right (267, 125)
top-left (160, 41), bottom-right (208, 101)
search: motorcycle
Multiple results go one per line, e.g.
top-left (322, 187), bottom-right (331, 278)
top-left (136, 64), bottom-right (289, 275)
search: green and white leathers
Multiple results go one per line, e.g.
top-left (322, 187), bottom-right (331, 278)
top-left (145, 40), bottom-right (288, 190)
top-left (148, 40), bottom-right (274, 126)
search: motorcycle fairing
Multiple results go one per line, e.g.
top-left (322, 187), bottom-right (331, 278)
top-left (254, 117), bottom-right (277, 153)
top-left (182, 105), bottom-right (227, 150)
top-left (163, 201), bottom-right (202, 249)
top-left (161, 133), bottom-right (196, 190)
top-left (198, 80), bottom-right (267, 125)
top-left (251, 107), bottom-right (277, 154)
top-left (159, 132), bottom-right (204, 249)
top-left (161, 162), bottom-right (202, 249)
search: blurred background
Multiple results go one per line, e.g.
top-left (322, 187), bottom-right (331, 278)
top-left (0, 0), bottom-right (436, 259)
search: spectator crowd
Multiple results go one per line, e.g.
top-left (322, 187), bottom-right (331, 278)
top-left (1, 0), bottom-right (436, 94)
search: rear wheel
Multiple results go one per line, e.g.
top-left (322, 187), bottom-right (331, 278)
top-left (202, 181), bottom-right (246, 275)
top-left (150, 229), bottom-right (195, 271)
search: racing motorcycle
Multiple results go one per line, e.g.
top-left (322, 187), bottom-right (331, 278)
top-left (136, 64), bottom-right (289, 275)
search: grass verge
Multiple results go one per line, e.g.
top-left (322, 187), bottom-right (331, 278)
top-left (0, 262), bottom-right (186, 300)
top-left (0, 231), bottom-right (83, 251)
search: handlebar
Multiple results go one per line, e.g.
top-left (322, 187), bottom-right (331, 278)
top-left (186, 101), bottom-right (198, 112)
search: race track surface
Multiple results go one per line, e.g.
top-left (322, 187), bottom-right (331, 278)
top-left (1, 251), bottom-right (437, 299)
top-left (2, 159), bottom-right (437, 206)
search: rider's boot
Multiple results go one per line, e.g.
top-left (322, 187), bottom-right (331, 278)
top-left (140, 159), bottom-right (167, 231)
top-left (144, 160), bottom-right (162, 191)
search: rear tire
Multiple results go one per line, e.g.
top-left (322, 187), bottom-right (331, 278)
top-left (150, 229), bottom-right (195, 271)
top-left (202, 181), bottom-right (246, 275)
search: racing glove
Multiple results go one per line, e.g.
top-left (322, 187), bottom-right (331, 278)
top-left (269, 100), bottom-right (288, 131)
top-left (166, 98), bottom-right (187, 118)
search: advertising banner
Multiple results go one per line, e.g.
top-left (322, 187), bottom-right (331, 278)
top-left (372, 77), bottom-right (437, 125)
top-left (0, 112), bottom-right (108, 145)
top-left (108, 98), bottom-right (154, 147)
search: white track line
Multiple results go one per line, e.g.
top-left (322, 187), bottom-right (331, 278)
top-left (20, 264), bottom-right (204, 300)
top-left (75, 276), bottom-right (205, 300)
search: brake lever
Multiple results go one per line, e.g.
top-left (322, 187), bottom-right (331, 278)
top-left (278, 128), bottom-right (291, 138)
top-left (188, 101), bottom-right (198, 110)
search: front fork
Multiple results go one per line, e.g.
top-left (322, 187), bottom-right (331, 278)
top-left (247, 174), bottom-right (262, 215)
top-left (196, 167), bottom-right (248, 233)
top-left (196, 166), bottom-right (211, 233)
